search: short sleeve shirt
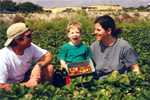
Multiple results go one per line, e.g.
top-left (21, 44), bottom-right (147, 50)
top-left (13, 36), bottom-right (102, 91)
top-left (0, 43), bottom-right (47, 83)
top-left (90, 38), bottom-right (138, 73)
top-left (58, 42), bottom-right (92, 63)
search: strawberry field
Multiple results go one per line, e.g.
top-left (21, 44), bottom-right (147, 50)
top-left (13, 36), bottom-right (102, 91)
top-left (0, 14), bottom-right (150, 100)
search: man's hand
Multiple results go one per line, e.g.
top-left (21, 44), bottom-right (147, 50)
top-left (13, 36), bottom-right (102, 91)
top-left (0, 83), bottom-right (11, 91)
top-left (21, 79), bottom-right (38, 88)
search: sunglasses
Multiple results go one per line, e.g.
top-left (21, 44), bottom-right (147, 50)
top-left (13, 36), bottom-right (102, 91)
top-left (15, 30), bottom-right (32, 40)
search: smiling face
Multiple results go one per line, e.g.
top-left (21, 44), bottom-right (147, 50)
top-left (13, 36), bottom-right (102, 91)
top-left (94, 23), bottom-right (110, 41)
top-left (67, 26), bottom-right (81, 45)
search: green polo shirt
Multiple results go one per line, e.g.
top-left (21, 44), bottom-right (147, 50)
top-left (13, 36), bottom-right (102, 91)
top-left (58, 42), bottom-right (92, 63)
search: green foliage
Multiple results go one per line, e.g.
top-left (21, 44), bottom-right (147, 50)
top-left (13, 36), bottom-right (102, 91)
top-left (0, 15), bottom-right (150, 99)
top-left (16, 2), bottom-right (42, 13)
top-left (0, 0), bottom-right (42, 13)
top-left (0, 0), bottom-right (17, 12)
top-left (0, 21), bottom-right (7, 49)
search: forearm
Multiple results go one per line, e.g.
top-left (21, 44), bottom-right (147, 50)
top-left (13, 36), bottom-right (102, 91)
top-left (30, 52), bottom-right (52, 79)
top-left (37, 52), bottom-right (53, 67)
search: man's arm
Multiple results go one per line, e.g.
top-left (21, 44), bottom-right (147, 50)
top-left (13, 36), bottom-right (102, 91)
top-left (36, 51), bottom-right (53, 67)
top-left (31, 51), bottom-right (53, 79)
top-left (22, 52), bottom-right (53, 87)
top-left (31, 51), bottom-right (53, 80)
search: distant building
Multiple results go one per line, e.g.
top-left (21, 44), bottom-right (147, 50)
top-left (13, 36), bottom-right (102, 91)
top-left (43, 7), bottom-right (81, 13)
top-left (43, 4), bottom-right (123, 13)
top-left (82, 5), bottom-right (123, 12)
top-left (43, 8), bottom-right (52, 13)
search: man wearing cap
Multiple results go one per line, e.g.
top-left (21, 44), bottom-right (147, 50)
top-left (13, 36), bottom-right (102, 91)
top-left (0, 22), bottom-right (53, 91)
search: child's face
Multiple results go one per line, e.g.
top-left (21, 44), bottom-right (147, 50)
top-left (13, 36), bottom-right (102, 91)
top-left (68, 26), bottom-right (81, 45)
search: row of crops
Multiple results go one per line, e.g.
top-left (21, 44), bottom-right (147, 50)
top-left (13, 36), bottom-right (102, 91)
top-left (0, 14), bottom-right (150, 99)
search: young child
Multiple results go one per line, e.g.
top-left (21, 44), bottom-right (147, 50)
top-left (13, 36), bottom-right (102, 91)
top-left (58, 21), bottom-right (92, 72)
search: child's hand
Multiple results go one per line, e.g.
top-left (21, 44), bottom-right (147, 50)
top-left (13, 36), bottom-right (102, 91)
top-left (61, 65), bottom-right (68, 72)
top-left (60, 60), bottom-right (68, 72)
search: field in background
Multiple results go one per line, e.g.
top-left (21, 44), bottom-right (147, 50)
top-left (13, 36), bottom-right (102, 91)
top-left (0, 12), bottom-right (150, 99)
top-left (1, 11), bottom-right (150, 23)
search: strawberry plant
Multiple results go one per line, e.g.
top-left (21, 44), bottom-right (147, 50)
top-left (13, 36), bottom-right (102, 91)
top-left (0, 14), bottom-right (150, 99)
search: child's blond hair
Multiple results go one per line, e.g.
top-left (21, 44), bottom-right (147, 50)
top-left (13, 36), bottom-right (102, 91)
top-left (66, 21), bottom-right (82, 33)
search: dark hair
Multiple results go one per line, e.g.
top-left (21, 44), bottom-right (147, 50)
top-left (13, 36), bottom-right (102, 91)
top-left (94, 15), bottom-right (122, 37)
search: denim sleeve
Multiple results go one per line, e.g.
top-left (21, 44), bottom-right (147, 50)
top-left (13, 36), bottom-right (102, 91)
top-left (122, 47), bottom-right (139, 68)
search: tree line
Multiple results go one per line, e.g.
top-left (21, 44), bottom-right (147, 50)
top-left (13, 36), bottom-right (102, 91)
top-left (0, 0), bottom-right (43, 13)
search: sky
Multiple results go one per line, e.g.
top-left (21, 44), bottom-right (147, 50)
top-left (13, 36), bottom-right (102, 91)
top-left (13, 0), bottom-right (150, 8)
